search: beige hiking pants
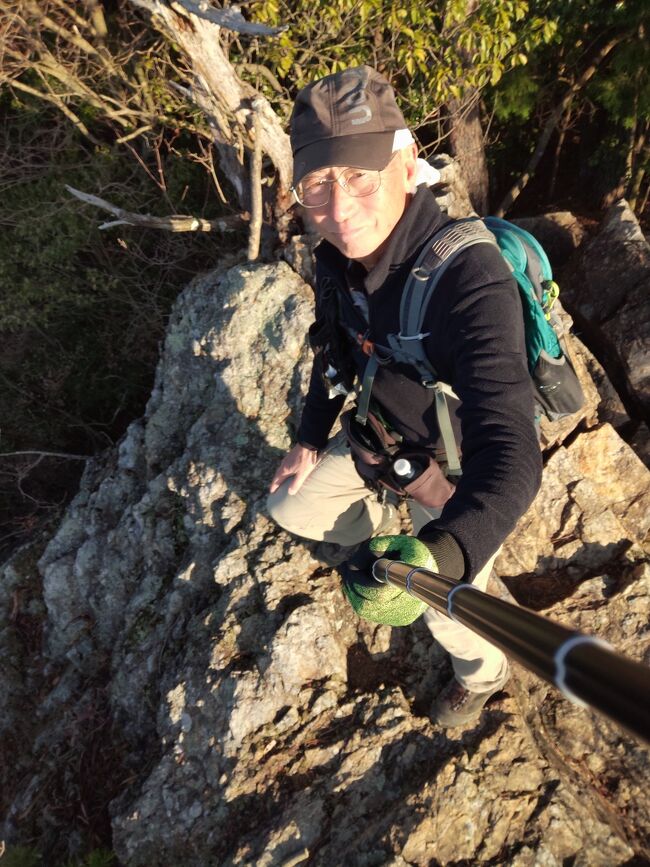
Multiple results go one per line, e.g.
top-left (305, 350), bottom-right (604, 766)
top-left (267, 434), bottom-right (508, 693)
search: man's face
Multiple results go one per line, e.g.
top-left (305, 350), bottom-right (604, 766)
top-left (301, 145), bottom-right (418, 269)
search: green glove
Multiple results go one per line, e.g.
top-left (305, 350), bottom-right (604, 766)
top-left (340, 535), bottom-right (437, 627)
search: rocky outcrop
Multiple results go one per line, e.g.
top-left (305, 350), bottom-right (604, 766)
top-left (561, 200), bottom-right (650, 420)
top-left (496, 422), bottom-right (649, 585)
top-left (2, 251), bottom-right (649, 866)
top-left (513, 211), bottom-right (587, 270)
top-left (429, 153), bottom-right (477, 219)
top-left (496, 423), bottom-right (650, 858)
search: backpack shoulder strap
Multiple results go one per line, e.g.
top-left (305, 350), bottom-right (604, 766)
top-left (387, 219), bottom-right (498, 383)
top-left (357, 219), bottom-right (498, 477)
top-left (400, 218), bottom-right (498, 339)
top-left (388, 219), bottom-right (498, 477)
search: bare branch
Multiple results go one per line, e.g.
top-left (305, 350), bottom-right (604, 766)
top-left (66, 184), bottom-right (248, 233)
top-left (166, 0), bottom-right (287, 37)
top-left (48, 0), bottom-right (97, 35)
top-left (34, 53), bottom-right (133, 128)
top-left (128, 0), bottom-right (293, 207)
top-left (115, 124), bottom-right (154, 144)
top-left (239, 62), bottom-right (285, 94)
top-left (191, 137), bottom-right (229, 205)
top-left (247, 98), bottom-right (263, 261)
top-left (85, 0), bottom-right (108, 38)
top-left (99, 219), bottom-right (132, 229)
top-left (8, 79), bottom-right (101, 144)
top-left (24, 0), bottom-right (100, 56)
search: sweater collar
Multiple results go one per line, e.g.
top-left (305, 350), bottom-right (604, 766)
top-left (314, 186), bottom-right (446, 294)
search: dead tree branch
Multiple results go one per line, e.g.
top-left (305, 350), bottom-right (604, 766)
top-left (247, 99), bottom-right (264, 261)
top-left (167, 0), bottom-right (287, 37)
top-left (4, 0), bottom-right (293, 227)
top-left (128, 0), bottom-right (293, 212)
top-left (66, 185), bottom-right (248, 232)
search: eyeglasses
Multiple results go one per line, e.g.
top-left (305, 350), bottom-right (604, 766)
top-left (291, 157), bottom-right (396, 208)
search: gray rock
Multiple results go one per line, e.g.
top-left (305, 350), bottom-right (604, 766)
top-left (2, 254), bottom-right (649, 866)
top-left (513, 212), bottom-right (587, 269)
top-left (562, 200), bottom-right (650, 416)
top-left (579, 342), bottom-right (631, 432)
top-left (497, 422), bottom-right (650, 585)
top-left (429, 153), bottom-right (476, 218)
top-left (495, 561), bottom-right (650, 860)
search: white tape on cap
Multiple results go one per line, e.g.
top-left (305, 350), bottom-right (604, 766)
top-left (392, 128), bottom-right (415, 150)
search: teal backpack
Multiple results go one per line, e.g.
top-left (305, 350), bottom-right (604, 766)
top-left (355, 217), bottom-right (584, 476)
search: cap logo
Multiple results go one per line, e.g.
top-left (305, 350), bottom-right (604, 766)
top-left (350, 105), bottom-right (372, 126)
top-left (341, 69), bottom-right (372, 127)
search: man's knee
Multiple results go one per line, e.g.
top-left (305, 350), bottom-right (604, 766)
top-left (267, 484), bottom-right (312, 537)
top-left (267, 484), bottom-right (291, 528)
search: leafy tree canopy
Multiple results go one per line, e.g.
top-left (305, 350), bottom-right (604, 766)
top-left (244, 0), bottom-right (556, 136)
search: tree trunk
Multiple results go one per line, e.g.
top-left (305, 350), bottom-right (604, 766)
top-left (549, 101), bottom-right (573, 201)
top-left (627, 122), bottom-right (648, 212)
top-left (440, 0), bottom-right (489, 215)
top-left (496, 35), bottom-right (623, 217)
top-left (446, 91), bottom-right (489, 215)
top-left (128, 0), bottom-right (293, 223)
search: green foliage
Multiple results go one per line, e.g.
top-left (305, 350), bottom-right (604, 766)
top-left (492, 68), bottom-right (541, 122)
top-left (0, 98), bottom-right (240, 554)
top-left (588, 39), bottom-right (649, 129)
top-left (0, 846), bottom-right (117, 867)
top-left (0, 103), bottom-right (224, 453)
top-left (483, 0), bottom-right (648, 209)
top-left (245, 0), bottom-right (556, 132)
top-left (1, 846), bottom-right (42, 867)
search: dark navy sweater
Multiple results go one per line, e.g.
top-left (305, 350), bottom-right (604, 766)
top-left (297, 186), bottom-right (542, 580)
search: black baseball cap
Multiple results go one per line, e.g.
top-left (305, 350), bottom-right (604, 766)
top-left (290, 65), bottom-right (407, 185)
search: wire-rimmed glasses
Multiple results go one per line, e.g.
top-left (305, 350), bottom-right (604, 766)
top-left (291, 166), bottom-right (384, 208)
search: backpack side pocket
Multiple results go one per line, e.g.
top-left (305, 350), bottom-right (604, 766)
top-left (532, 349), bottom-right (584, 419)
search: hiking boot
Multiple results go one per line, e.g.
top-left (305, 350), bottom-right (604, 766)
top-left (432, 667), bottom-right (510, 728)
top-left (313, 504), bottom-right (401, 567)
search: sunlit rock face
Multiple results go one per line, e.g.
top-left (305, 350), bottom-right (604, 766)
top-left (1, 187), bottom-right (649, 865)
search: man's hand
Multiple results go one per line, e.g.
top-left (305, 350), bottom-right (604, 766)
top-left (340, 535), bottom-right (434, 627)
top-left (269, 443), bottom-right (320, 496)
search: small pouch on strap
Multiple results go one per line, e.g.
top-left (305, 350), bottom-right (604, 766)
top-left (340, 408), bottom-right (400, 488)
top-left (341, 409), bottom-right (456, 508)
top-left (388, 451), bottom-right (456, 509)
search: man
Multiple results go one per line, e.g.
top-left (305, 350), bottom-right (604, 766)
top-left (267, 65), bottom-right (542, 727)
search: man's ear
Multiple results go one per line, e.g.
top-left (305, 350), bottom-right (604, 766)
top-left (402, 143), bottom-right (419, 191)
